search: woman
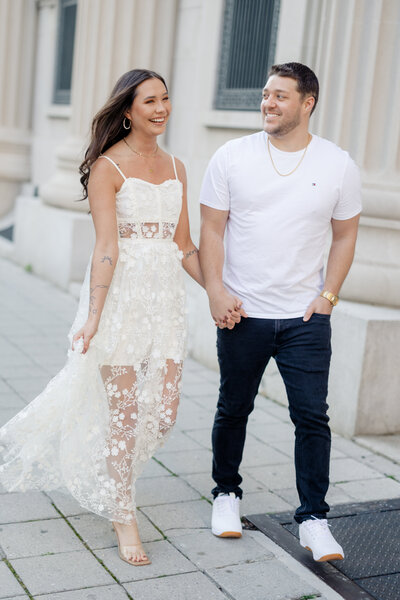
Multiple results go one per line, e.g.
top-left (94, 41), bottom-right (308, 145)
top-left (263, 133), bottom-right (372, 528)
top-left (0, 69), bottom-right (205, 566)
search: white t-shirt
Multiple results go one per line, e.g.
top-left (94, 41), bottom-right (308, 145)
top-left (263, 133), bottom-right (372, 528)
top-left (200, 131), bottom-right (362, 318)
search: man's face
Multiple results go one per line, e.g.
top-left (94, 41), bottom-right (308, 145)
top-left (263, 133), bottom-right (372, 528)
top-left (261, 75), bottom-right (306, 137)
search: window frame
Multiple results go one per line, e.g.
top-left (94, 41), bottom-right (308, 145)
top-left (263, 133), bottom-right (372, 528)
top-left (215, 0), bottom-right (280, 111)
top-left (53, 0), bottom-right (77, 105)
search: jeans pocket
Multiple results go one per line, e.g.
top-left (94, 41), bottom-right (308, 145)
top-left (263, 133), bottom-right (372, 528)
top-left (312, 313), bottom-right (331, 319)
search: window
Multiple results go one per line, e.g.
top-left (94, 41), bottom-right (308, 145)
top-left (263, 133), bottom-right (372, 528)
top-left (215, 0), bottom-right (280, 111)
top-left (53, 0), bottom-right (77, 104)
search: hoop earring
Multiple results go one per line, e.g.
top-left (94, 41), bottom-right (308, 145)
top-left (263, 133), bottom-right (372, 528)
top-left (123, 117), bottom-right (131, 130)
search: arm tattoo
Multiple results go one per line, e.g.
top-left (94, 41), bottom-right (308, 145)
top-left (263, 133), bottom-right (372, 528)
top-left (101, 256), bottom-right (113, 265)
top-left (185, 248), bottom-right (198, 259)
top-left (89, 284), bottom-right (109, 315)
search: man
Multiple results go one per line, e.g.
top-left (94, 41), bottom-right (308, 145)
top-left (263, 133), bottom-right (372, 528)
top-left (199, 62), bottom-right (361, 562)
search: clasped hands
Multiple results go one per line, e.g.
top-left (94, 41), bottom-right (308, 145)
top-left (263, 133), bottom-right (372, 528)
top-left (208, 288), bottom-right (248, 330)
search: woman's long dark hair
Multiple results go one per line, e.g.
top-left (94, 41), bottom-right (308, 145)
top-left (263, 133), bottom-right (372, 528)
top-left (79, 69), bottom-right (167, 200)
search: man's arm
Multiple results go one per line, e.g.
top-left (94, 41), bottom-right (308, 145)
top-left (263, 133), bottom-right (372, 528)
top-left (303, 214), bottom-right (360, 320)
top-left (200, 205), bottom-right (247, 328)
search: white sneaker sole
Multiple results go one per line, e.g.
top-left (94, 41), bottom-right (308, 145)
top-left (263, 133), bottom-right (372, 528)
top-left (302, 543), bottom-right (344, 562)
top-left (212, 528), bottom-right (242, 538)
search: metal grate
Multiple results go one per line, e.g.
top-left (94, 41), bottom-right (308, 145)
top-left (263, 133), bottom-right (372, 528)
top-left (247, 498), bottom-right (400, 600)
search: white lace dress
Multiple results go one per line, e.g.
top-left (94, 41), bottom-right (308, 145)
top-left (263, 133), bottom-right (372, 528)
top-left (0, 155), bottom-right (187, 523)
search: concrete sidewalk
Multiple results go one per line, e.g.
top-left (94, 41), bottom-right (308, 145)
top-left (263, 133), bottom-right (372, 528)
top-left (1, 257), bottom-right (400, 600)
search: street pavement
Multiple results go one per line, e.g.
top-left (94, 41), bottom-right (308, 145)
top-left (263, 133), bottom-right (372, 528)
top-left (1, 257), bottom-right (400, 600)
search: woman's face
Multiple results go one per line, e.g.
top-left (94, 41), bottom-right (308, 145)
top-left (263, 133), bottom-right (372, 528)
top-left (125, 78), bottom-right (171, 136)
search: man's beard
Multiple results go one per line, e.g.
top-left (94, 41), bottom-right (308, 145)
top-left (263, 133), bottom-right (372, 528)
top-left (265, 110), bottom-right (301, 138)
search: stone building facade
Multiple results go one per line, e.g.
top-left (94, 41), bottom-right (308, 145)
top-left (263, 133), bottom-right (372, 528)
top-left (1, 0), bottom-right (399, 436)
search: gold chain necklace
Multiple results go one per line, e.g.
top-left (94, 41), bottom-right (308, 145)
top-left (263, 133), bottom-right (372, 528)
top-left (123, 137), bottom-right (158, 158)
top-left (267, 134), bottom-right (311, 177)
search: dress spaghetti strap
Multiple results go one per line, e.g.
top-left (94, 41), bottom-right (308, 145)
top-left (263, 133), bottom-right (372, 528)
top-left (171, 155), bottom-right (178, 180)
top-left (99, 155), bottom-right (127, 181)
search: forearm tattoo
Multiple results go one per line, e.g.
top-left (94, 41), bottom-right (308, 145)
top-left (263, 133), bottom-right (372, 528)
top-left (101, 256), bottom-right (113, 265)
top-left (89, 285), bottom-right (109, 315)
top-left (185, 248), bottom-right (198, 259)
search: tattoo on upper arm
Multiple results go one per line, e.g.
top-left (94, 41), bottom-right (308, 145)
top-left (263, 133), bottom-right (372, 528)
top-left (185, 248), bottom-right (198, 259)
top-left (101, 256), bottom-right (113, 265)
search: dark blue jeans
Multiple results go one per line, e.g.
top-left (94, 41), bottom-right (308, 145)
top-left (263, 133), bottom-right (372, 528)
top-left (212, 315), bottom-right (332, 523)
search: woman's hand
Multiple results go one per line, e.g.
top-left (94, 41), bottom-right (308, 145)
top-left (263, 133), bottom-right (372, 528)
top-left (72, 320), bottom-right (98, 354)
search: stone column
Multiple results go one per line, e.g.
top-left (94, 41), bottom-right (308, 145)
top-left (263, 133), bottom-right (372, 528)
top-left (40, 0), bottom-right (178, 211)
top-left (0, 0), bottom-right (37, 216)
top-left (306, 0), bottom-right (400, 308)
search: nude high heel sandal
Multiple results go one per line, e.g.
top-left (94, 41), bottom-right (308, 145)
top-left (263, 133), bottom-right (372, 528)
top-left (112, 522), bottom-right (151, 566)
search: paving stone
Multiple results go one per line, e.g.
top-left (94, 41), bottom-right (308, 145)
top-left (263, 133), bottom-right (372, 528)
top-left (154, 448), bottom-right (212, 475)
top-left (0, 561), bottom-right (26, 598)
top-left (241, 442), bottom-right (291, 468)
top-left (271, 439), bottom-right (345, 460)
top-left (69, 511), bottom-right (162, 549)
top-left (124, 571), bottom-right (226, 600)
top-left (248, 406), bottom-right (281, 425)
top-left (329, 457), bottom-right (382, 482)
top-left (141, 499), bottom-right (211, 533)
top-left (170, 528), bottom-right (272, 569)
top-left (140, 458), bottom-right (171, 478)
top-left (96, 539), bottom-right (195, 583)
top-left (181, 381), bottom-right (218, 397)
top-left (175, 403), bottom-right (215, 430)
top-left (10, 550), bottom-right (114, 596)
top-left (0, 518), bottom-right (83, 558)
top-left (277, 483), bottom-right (353, 508)
top-left (336, 476), bottom-right (400, 501)
top-left (136, 475), bottom-right (200, 506)
top-left (355, 433), bottom-right (400, 462)
top-left (0, 407), bottom-right (20, 426)
top-left (244, 462), bottom-right (296, 491)
top-left (241, 491), bottom-right (294, 514)
top-left (46, 490), bottom-right (90, 517)
top-left (358, 453), bottom-right (400, 480)
top-left (33, 584), bottom-right (129, 599)
top-left (331, 437), bottom-right (373, 459)
top-left (5, 376), bottom-right (50, 396)
top-left (155, 429), bottom-right (203, 453)
top-left (183, 394), bottom-right (217, 413)
top-left (208, 558), bottom-right (321, 600)
top-left (0, 379), bottom-right (14, 393)
top-left (183, 427), bottom-right (213, 449)
top-left (0, 365), bottom-right (49, 379)
top-left (0, 351), bottom-right (34, 366)
top-left (0, 391), bottom-right (26, 409)
top-left (1, 596), bottom-right (29, 599)
top-left (0, 492), bottom-right (59, 523)
top-left (259, 400), bottom-right (291, 422)
top-left (250, 422), bottom-right (295, 444)
top-left (181, 370), bottom-right (209, 385)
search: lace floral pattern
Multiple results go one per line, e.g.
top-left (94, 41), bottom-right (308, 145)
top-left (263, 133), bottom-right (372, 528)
top-left (0, 178), bottom-right (186, 523)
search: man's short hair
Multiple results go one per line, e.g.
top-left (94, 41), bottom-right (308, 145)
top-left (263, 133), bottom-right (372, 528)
top-left (268, 62), bottom-right (319, 115)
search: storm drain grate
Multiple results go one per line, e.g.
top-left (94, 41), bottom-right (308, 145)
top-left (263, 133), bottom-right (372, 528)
top-left (247, 498), bottom-right (400, 600)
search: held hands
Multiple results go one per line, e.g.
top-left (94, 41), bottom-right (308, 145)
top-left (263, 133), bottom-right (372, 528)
top-left (209, 287), bottom-right (248, 329)
top-left (72, 320), bottom-right (98, 354)
top-left (303, 295), bottom-right (333, 321)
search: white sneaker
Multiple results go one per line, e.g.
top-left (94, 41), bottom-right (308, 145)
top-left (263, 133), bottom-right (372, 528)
top-left (299, 517), bottom-right (344, 562)
top-left (211, 492), bottom-right (242, 538)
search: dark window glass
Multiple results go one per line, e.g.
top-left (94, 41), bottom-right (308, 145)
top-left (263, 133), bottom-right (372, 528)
top-left (216, 0), bottom-right (280, 111)
top-left (53, 0), bottom-right (77, 104)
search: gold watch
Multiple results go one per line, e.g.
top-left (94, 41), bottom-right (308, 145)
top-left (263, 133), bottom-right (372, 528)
top-left (320, 290), bottom-right (339, 306)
